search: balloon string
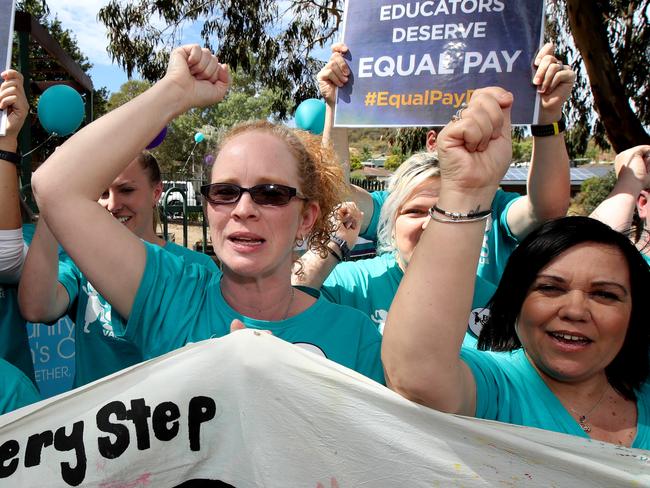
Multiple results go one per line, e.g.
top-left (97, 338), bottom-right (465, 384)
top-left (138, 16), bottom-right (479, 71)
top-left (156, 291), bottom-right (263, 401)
top-left (179, 142), bottom-right (199, 176)
top-left (21, 133), bottom-right (57, 158)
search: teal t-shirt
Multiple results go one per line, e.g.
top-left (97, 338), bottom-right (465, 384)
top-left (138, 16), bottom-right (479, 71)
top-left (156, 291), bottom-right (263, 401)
top-left (321, 252), bottom-right (496, 346)
top-left (58, 241), bottom-right (218, 387)
top-left (0, 358), bottom-right (40, 414)
top-left (0, 286), bottom-right (36, 384)
top-left (124, 242), bottom-right (385, 384)
top-left (361, 189), bottom-right (520, 287)
top-left (476, 189), bottom-right (521, 286)
top-left (642, 253), bottom-right (650, 266)
top-left (0, 224), bottom-right (37, 384)
top-left (360, 191), bottom-right (388, 242)
top-left (461, 347), bottom-right (650, 449)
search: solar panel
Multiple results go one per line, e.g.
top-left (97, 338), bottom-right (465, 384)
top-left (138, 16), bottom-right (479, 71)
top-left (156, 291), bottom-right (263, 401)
top-left (501, 165), bottom-right (613, 183)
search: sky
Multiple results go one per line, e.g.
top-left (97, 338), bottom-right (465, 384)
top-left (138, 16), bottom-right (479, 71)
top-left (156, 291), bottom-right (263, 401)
top-left (44, 1), bottom-right (333, 96)
top-left (45, 0), bottom-right (131, 94)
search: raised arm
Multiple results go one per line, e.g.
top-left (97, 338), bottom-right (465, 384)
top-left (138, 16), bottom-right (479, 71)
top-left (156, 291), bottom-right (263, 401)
top-left (18, 218), bottom-right (71, 323)
top-left (507, 43), bottom-right (574, 238)
top-left (320, 42), bottom-right (351, 178)
top-left (0, 70), bottom-right (29, 281)
top-left (0, 70), bottom-right (27, 232)
top-left (590, 145), bottom-right (650, 231)
top-left (318, 43), bottom-right (377, 236)
top-left (382, 88), bottom-right (513, 415)
top-left (293, 201), bottom-right (362, 287)
top-left (32, 46), bottom-right (230, 318)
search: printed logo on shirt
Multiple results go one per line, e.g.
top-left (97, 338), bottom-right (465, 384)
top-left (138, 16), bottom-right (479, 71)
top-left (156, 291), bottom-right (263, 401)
top-left (81, 283), bottom-right (114, 337)
top-left (0, 286), bottom-right (5, 299)
top-left (479, 215), bottom-right (493, 266)
top-left (371, 309), bottom-right (388, 335)
top-left (469, 307), bottom-right (491, 337)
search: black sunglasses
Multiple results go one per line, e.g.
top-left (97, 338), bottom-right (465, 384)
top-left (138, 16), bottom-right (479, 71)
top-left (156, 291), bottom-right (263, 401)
top-left (200, 183), bottom-right (306, 206)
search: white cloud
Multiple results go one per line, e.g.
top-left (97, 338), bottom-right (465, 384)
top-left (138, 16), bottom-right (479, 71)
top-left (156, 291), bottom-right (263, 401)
top-left (45, 0), bottom-right (117, 65)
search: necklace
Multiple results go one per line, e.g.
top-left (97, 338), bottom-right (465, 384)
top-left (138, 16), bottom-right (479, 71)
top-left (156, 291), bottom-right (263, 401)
top-left (282, 287), bottom-right (295, 320)
top-left (569, 386), bottom-right (608, 433)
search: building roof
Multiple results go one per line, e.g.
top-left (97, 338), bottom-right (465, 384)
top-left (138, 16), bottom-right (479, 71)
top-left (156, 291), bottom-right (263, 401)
top-left (362, 166), bottom-right (393, 178)
top-left (501, 165), bottom-right (613, 186)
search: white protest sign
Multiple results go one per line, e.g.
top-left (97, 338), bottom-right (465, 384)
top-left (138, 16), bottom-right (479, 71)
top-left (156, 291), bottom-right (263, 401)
top-left (0, 331), bottom-right (647, 487)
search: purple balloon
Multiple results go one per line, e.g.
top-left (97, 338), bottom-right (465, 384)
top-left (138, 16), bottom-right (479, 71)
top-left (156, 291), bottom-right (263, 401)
top-left (204, 154), bottom-right (215, 165)
top-left (146, 126), bottom-right (168, 149)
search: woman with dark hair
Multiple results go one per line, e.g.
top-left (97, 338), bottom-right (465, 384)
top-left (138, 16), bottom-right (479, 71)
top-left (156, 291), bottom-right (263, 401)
top-left (382, 87), bottom-right (650, 448)
top-left (19, 151), bottom-right (218, 387)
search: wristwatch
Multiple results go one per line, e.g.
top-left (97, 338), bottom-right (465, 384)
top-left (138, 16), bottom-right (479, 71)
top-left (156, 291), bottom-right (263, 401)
top-left (0, 149), bottom-right (20, 165)
top-left (329, 235), bottom-right (351, 261)
top-left (531, 115), bottom-right (566, 137)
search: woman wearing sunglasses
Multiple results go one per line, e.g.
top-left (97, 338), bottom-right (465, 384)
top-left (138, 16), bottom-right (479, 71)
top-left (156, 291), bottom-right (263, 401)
top-left (31, 45), bottom-right (384, 385)
top-left (19, 152), bottom-right (218, 387)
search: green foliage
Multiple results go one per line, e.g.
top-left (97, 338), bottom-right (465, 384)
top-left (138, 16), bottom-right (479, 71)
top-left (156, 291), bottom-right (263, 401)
top-left (570, 170), bottom-right (617, 216)
top-left (394, 127), bottom-right (428, 154)
top-left (14, 1), bottom-right (109, 163)
top-left (360, 145), bottom-right (372, 162)
top-left (347, 128), bottom-right (392, 158)
top-left (349, 155), bottom-right (363, 171)
top-left (98, 0), bottom-right (346, 119)
top-left (103, 69), bottom-right (289, 176)
top-left (384, 153), bottom-right (405, 171)
top-left (107, 79), bottom-right (152, 111)
top-left (512, 139), bottom-right (533, 163)
top-left (548, 1), bottom-right (649, 152)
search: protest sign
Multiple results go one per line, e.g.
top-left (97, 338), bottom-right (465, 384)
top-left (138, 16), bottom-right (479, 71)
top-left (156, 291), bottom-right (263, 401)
top-left (335, 0), bottom-right (546, 127)
top-left (0, 331), bottom-right (647, 487)
top-left (0, 0), bottom-right (16, 136)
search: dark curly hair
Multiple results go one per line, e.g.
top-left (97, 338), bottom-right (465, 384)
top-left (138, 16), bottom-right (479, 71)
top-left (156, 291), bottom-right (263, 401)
top-left (478, 216), bottom-right (649, 401)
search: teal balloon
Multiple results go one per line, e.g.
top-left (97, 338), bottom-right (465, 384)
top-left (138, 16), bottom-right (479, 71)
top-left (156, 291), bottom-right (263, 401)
top-left (194, 132), bottom-right (205, 143)
top-left (295, 98), bottom-right (326, 135)
top-left (37, 85), bottom-right (85, 136)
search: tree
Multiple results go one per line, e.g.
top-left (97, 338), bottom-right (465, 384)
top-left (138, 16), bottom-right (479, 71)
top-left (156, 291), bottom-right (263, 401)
top-left (349, 155), bottom-right (363, 172)
top-left (107, 69), bottom-right (289, 176)
top-left (360, 145), bottom-right (371, 163)
top-left (14, 0), bottom-right (109, 164)
top-left (512, 139), bottom-right (533, 163)
top-left (570, 171), bottom-right (617, 216)
top-left (549, 1), bottom-right (649, 153)
top-left (106, 79), bottom-right (151, 111)
top-left (98, 0), bottom-right (344, 119)
top-left (384, 153), bottom-right (404, 171)
top-left (98, 1), bottom-right (648, 153)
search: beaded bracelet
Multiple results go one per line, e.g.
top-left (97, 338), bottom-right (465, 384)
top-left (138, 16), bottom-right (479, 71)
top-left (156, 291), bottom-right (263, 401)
top-left (429, 205), bottom-right (491, 223)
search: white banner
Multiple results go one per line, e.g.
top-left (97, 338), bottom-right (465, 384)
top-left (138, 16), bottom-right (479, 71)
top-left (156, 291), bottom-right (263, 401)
top-left (0, 330), bottom-right (647, 487)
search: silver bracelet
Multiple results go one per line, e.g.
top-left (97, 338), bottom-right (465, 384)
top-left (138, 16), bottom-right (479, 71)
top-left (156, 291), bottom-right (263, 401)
top-left (428, 207), bottom-right (491, 223)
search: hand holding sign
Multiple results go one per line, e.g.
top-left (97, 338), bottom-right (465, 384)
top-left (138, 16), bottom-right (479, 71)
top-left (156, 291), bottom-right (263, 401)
top-left (318, 43), bottom-right (350, 106)
top-left (0, 70), bottom-right (29, 140)
top-left (533, 42), bottom-right (576, 124)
